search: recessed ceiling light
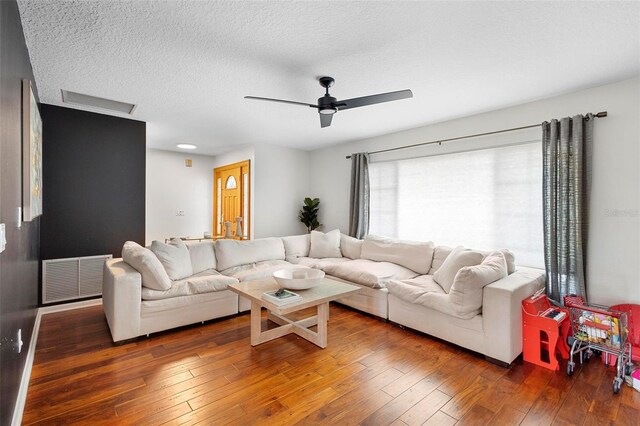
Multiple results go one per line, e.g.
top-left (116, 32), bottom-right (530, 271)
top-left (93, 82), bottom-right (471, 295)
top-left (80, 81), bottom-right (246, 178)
top-left (177, 144), bottom-right (197, 150)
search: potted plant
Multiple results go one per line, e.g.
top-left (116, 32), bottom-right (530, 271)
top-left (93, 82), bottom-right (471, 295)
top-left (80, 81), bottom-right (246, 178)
top-left (299, 197), bottom-right (321, 233)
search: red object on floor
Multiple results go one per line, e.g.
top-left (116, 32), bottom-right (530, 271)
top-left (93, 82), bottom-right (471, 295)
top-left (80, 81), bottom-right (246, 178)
top-left (522, 293), bottom-right (570, 371)
top-left (563, 294), bottom-right (585, 308)
top-left (602, 303), bottom-right (640, 364)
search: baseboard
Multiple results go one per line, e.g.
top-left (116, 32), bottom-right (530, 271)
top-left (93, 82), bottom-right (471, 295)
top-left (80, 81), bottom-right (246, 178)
top-left (11, 298), bottom-right (103, 425)
top-left (40, 297), bottom-right (102, 314)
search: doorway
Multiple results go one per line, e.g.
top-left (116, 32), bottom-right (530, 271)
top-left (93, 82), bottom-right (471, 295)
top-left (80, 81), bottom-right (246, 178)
top-left (213, 160), bottom-right (250, 238)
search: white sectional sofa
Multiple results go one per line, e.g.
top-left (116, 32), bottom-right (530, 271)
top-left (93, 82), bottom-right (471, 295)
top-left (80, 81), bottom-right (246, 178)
top-left (102, 230), bottom-right (544, 365)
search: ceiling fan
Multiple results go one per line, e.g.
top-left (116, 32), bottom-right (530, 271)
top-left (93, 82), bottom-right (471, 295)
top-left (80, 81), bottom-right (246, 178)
top-left (245, 76), bottom-right (413, 128)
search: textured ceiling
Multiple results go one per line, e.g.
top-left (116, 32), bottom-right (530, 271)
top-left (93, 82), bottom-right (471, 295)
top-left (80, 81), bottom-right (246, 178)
top-left (18, 1), bottom-right (640, 155)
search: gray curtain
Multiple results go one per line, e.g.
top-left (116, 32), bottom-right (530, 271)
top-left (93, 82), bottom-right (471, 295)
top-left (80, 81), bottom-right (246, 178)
top-left (542, 114), bottom-right (593, 302)
top-left (349, 152), bottom-right (370, 239)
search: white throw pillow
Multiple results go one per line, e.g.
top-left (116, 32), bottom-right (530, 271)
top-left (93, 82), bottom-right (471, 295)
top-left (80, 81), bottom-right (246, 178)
top-left (309, 229), bottom-right (342, 258)
top-left (121, 241), bottom-right (172, 291)
top-left (340, 234), bottom-right (363, 259)
top-left (433, 246), bottom-right (484, 293)
top-left (281, 234), bottom-right (311, 258)
top-left (186, 241), bottom-right (216, 274)
top-left (428, 245), bottom-right (454, 275)
top-left (150, 238), bottom-right (193, 281)
top-left (449, 251), bottom-right (508, 317)
top-left (360, 235), bottom-right (434, 274)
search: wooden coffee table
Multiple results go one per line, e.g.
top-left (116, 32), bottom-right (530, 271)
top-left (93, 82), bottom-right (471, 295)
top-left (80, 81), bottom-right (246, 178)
top-left (228, 277), bottom-right (360, 348)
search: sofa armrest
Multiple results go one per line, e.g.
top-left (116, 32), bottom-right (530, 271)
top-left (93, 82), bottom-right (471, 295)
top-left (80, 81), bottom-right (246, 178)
top-left (482, 266), bottom-right (545, 364)
top-left (103, 258), bottom-right (142, 342)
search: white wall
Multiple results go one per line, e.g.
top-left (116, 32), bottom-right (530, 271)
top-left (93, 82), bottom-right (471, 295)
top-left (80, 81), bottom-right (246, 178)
top-left (254, 143), bottom-right (311, 238)
top-left (146, 149), bottom-right (216, 244)
top-left (309, 77), bottom-right (640, 305)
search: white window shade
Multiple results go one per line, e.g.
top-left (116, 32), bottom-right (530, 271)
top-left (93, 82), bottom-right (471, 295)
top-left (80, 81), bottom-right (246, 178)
top-left (369, 142), bottom-right (543, 268)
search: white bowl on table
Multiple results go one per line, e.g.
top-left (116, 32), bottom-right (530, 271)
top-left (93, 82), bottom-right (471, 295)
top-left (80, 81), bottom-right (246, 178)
top-left (273, 268), bottom-right (325, 290)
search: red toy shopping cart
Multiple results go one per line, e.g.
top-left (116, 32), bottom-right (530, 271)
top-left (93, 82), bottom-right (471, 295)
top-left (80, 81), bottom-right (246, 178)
top-left (566, 302), bottom-right (633, 394)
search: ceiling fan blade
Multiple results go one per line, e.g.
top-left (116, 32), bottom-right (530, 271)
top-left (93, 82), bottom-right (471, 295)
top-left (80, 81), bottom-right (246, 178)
top-left (244, 96), bottom-right (318, 108)
top-left (335, 89), bottom-right (413, 111)
top-left (320, 113), bottom-right (333, 128)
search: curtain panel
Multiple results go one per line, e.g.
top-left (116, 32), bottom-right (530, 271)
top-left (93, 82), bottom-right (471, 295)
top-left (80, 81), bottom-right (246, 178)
top-left (349, 152), bottom-right (370, 239)
top-left (542, 114), bottom-right (593, 302)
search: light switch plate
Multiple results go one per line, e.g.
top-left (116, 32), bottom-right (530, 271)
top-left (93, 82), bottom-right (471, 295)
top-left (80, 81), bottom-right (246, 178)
top-left (0, 223), bottom-right (6, 253)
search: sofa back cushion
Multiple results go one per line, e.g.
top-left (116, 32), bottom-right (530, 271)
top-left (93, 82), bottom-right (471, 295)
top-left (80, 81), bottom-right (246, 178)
top-left (428, 245), bottom-right (454, 275)
top-left (150, 238), bottom-right (194, 281)
top-left (309, 229), bottom-right (342, 258)
top-left (122, 241), bottom-right (172, 291)
top-left (449, 251), bottom-right (508, 317)
top-left (187, 241), bottom-right (216, 274)
top-left (360, 235), bottom-right (434, 274)
top-left (482, 249), bottom-right (516, 275)
top-left (433, 246), bottom-right (484, 293)
top-left (281, 234), bottom-right (310, 258)
top-left (216, 237), bottom-right (286, 271)
top-left (340, 234), bottom-right (363, 259)
top-left (430, 246), bottom-right (516, 276)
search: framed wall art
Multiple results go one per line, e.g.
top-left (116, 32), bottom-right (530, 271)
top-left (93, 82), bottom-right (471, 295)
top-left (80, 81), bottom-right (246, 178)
top-left (22, 79), bottom-right (43, 221)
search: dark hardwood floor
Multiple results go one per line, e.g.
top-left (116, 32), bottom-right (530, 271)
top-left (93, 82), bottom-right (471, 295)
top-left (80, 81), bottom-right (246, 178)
top-left (23, 304), bottom-right (639, 425)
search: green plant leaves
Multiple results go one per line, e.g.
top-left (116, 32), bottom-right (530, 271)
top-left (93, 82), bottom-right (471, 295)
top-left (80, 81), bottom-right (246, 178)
top-left (299, 197), bottom-right (322, 232)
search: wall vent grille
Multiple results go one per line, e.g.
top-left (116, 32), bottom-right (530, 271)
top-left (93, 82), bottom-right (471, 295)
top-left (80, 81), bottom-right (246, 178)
top-left (61, 90), bottom-right (137, 114)
top-left (43, 255), bottom-right (112, 304)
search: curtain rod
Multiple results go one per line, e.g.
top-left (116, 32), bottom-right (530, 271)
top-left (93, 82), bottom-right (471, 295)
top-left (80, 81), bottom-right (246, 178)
top-left (345, 111), bottom-right (608, 159)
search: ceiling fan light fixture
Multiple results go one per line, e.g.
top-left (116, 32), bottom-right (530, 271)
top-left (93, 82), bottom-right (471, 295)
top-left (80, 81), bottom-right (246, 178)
top-left (319, 107), bottom-right (337, 115)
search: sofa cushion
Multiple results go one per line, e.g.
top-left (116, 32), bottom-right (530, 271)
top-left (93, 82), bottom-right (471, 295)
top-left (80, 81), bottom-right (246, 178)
top-left (340, 234), bottom-right (363, 260)
top-left (150, 239), bottom-right (194, 281)
top-left (386, 279), bottom-right (475, 320)
top-left (186, 241), bottom-right (216, 274)
top-left (215, 237), bottom-right (286, 271)
top-left (449, 251), bottom-right (508, 318)
top-left (287, 256), bottom-right (351, 271)
top-left (141, 270), bottom-right (238, 300)
top-left (428, 246), bottom-right (454, 275)
top-left (309, 229), bottom-right (342, 258)
top-left (324, 259), bottom-right (418, 289)
top-left (430, 246), bottom-right (516, 276)
top-left (433, 246), bottom-right (484, 293)
top-left (360, 235), bottom-right (435, 275)
top-left (400, 275), bottom-right (446, 293)
top-left (220, 259), bottom-right (302, 282)
top-left (481, 249), bottom-right (516, 275)
top-left (281, 234), bottom-right (310, 258)
top-left (122, 241), bottom-right (172, 291)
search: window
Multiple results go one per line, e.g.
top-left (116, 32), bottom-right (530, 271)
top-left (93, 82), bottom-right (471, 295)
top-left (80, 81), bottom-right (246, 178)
top-left (225, 175), bottom-right (237, 189)
top-left (369, 142), bottom-right (543, 267)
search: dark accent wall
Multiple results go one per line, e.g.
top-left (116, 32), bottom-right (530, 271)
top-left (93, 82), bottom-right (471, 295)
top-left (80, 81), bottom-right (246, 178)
top-left (0, 1), bottom-right (40, 424)
top-left (40, 105), bottom-right (146, 264)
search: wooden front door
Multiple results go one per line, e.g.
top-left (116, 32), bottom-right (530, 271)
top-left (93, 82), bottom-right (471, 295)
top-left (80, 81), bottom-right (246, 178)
top-left (213, 160), bottom-right (250, 238)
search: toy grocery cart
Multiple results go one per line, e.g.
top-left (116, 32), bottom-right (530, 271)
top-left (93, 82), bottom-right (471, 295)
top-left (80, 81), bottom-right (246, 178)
top-left (566, 303), bottom-right (633, 394)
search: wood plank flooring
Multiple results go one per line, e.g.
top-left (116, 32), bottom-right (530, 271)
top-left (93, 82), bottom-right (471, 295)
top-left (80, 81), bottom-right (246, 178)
top-left (23, 304), bottom-right (640, 425)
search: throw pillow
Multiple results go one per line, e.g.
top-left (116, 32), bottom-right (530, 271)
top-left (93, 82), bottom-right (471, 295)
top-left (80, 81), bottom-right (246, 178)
top-left (121, 241), bottom-right (172, 291)
top-left (281, 234), bottom-right (311, 258)
top-left (309, 229), bottom-right (342, 258)
top-left (150, 238), bottom-right (193, 281)
top-left (186, 241), bottom-right (216, 274)
top-left (340, 234), bottom-right (363, 259)
top-left (433, 246), bottom-right (484, 293)
top-left (449, 251), bottom-right (508, 317)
